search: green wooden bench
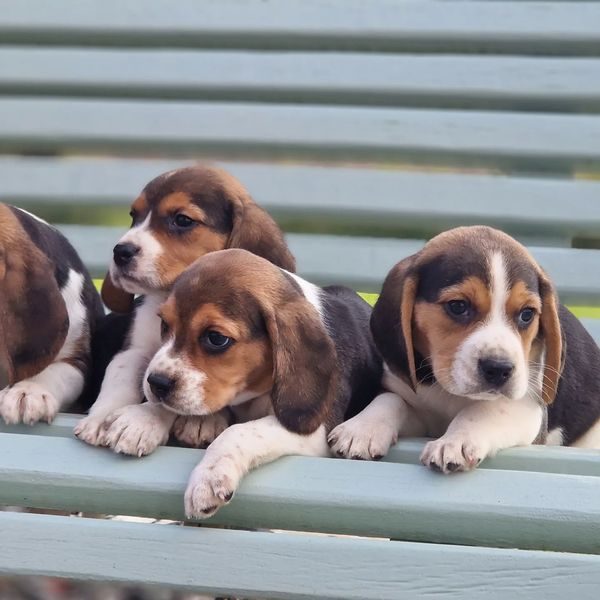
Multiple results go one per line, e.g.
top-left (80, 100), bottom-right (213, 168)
top-left (1, 1), bottom-right (600, 597)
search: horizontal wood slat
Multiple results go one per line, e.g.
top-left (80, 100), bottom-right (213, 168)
top-left (2, 48), bottom-right (600, 111)
top-left (1, 433), bottom-right (600, 553)
top-left (3, 157), bottom-right (600, 240)
top-left (1, 1), bottom-right (599, 55)
top-left (54, 225), bottom-right (600, 304)
top-left (2, 99), bottom-right (600, 171)
top-left (2, 511), bottom-right (599, 600)
top-left (4, 414), bottom-right (600, 477)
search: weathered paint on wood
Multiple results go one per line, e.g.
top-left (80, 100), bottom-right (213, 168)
top-left (1, 432), bottom-right (600, 554)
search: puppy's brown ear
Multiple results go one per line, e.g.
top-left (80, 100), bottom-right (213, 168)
top-left (538, 273), bottom-right (563, 404)
top-left (262, 295), bottom-right (337, 434)
top-left (228, 195), bottom-right (296, 272)
top-left (371, 255), bottom-right (419, 390)
top-left (0, 250), bottom-right (69, 384)
top-left (101, 272), bottom-right (134, 313)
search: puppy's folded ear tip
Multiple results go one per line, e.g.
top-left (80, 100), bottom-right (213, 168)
top-left (100, 273), bottom-right (134, 314)
top-left (275, 406), bottom-right (322, 435)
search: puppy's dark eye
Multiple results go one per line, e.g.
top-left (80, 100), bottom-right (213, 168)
top-left (446, 299), bottom-right (470, 319)
top-left (518, 307), bottom-right (536, 328)
top-left (201, 330), bottom-right (234, 353)
top-left (160, 318), bottom-right (170, 338)
top-left (129, 209), bottom-right (137, 226)
top-left (173, 213), bottom-right (195, 229)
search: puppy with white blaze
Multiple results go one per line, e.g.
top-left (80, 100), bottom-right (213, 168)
top-left (74, 165), bottom-right (296, 456)
top-left (329, 226), bottom-right (600, 472)
top-left (142, 249), bottom-right (382, 518)
top-left (0, 204), bottom-right (104, 424)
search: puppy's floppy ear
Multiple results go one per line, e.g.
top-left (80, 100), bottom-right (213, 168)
top-left (227, 194), bottom-right (296, 272)
top-left (0, 249), bottom-right (69, 384)
top-left (101, 272), bottom-right (134, 313)
top-left (538, 272), bottom-right (563, 404)
top-left (261, 294), bottom-right (337, 434)
top-left (371, 255), bottom-right (419, 390)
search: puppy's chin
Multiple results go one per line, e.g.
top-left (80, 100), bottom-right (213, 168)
top-left (436, 372), bottom-right (528, 402)
top-left (110, 267), bottom-right (160, 296)
top-left (160, 397), bottom-right (213, 417)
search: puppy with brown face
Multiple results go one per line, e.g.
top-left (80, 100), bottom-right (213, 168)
top-left (0, 204), bottom-right (103, 424)
top-left (142, 249), bottom-right (382, 518)
top-left (74, 165), bottom-right (295, 455)
top-left (329, 225), bottom-right (600, 472)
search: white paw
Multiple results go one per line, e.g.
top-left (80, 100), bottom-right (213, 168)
top-left (74, 414), bottom-right (110, 447)
top-left (420, 434), bottom-right (489, 474)
top-left (173, 412), bottom-right (230, 449)
top-left (327, 413), bottom-right (398, 460)
top-left (102, 404), bottom-right (170, 457)
top-left (184, 459), bottom-right (239, 519)
top-left (0, 382), bottom-right (59, 425)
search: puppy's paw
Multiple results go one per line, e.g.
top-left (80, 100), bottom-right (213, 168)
top-left (0, 382), bottom-right (59, 425)
top-left (103, 405), bottom-right (170, 457)
top-left (184, 459), bottom-right (238, 519)
top-left (74, 414), bottom-right (110, 447)
top-left (328, 413), bottom-right (398, 460)
top-left (420, 434), bottom-right (488, 474)
top-left (173, 412), bottom-right (230, 449)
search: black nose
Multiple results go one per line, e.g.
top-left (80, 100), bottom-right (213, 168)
top-left (478, 358), bottom-right (514, 387)
top-left (147, 373), bottom-right (175, 399)
top-left (113, 242), bottom-right (140, 267)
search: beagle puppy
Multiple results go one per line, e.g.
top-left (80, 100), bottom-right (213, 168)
top-left (0, 204), bottom-right (103, 424)
top-left (329, 225), bottom-right (600, 472)
top-left (141, 249), bottom-right (382, 518)
top-left (74, 165), bottom-right (296, 456)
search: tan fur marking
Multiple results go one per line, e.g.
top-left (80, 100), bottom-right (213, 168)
top-left (538, 276), bottom-right (562, 404)
top-left (131, 194), bottom-right (148, 217)
top-left (439, 276), bottom-right (492, 318)
top-left (184, 304), bottom-right (273, 414)
top-left (505, 280), bottom-right (542, 372)
top-left (400, 277), bottom-right (418, 389)
top-left (153, 226), bottom-right (228, 290)
top-left (156, 192), bottom-right (208, 224)
top-left (413, 302), bottom-right (479, 390)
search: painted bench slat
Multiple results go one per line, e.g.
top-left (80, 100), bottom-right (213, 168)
top-left (3, 99), bottom-right (600, 171)
top-left (2, 511), bottom-right (600, 600)
top-left (2, 48), bottom-right (600, 112)
top-left (1, 0), bottom-right (599, 55)
top-left (1, 432), bottom-right (600, 553)
top-left (55, 225), bottom-right (600, 305)
top-left (4, 414), bottom-right (600, 478)
top-left (3, 157), bottom-right (600, 241)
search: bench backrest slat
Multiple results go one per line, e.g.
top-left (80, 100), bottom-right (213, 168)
top-left (2, 0), bottom-right (600, 55)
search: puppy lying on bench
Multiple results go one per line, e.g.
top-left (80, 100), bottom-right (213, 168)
top-left (329, 225), bottom-right (600, 472)
top-left (141, 249), bottom-right (382, 518)
top-left (0, 204), bottom-right (103, 424)
top-left (75, 165), bottom-right (296, 455)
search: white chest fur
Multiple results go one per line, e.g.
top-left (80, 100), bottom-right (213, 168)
top-left (383, 366), bottom-right (474, 437)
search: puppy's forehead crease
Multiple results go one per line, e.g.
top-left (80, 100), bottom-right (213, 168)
top-left (172, 250), bottom-right (290, 316)
top-left (417, 226), bottom-right (541, 300)
top-left (143, 166), bottom-right (242, 203)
